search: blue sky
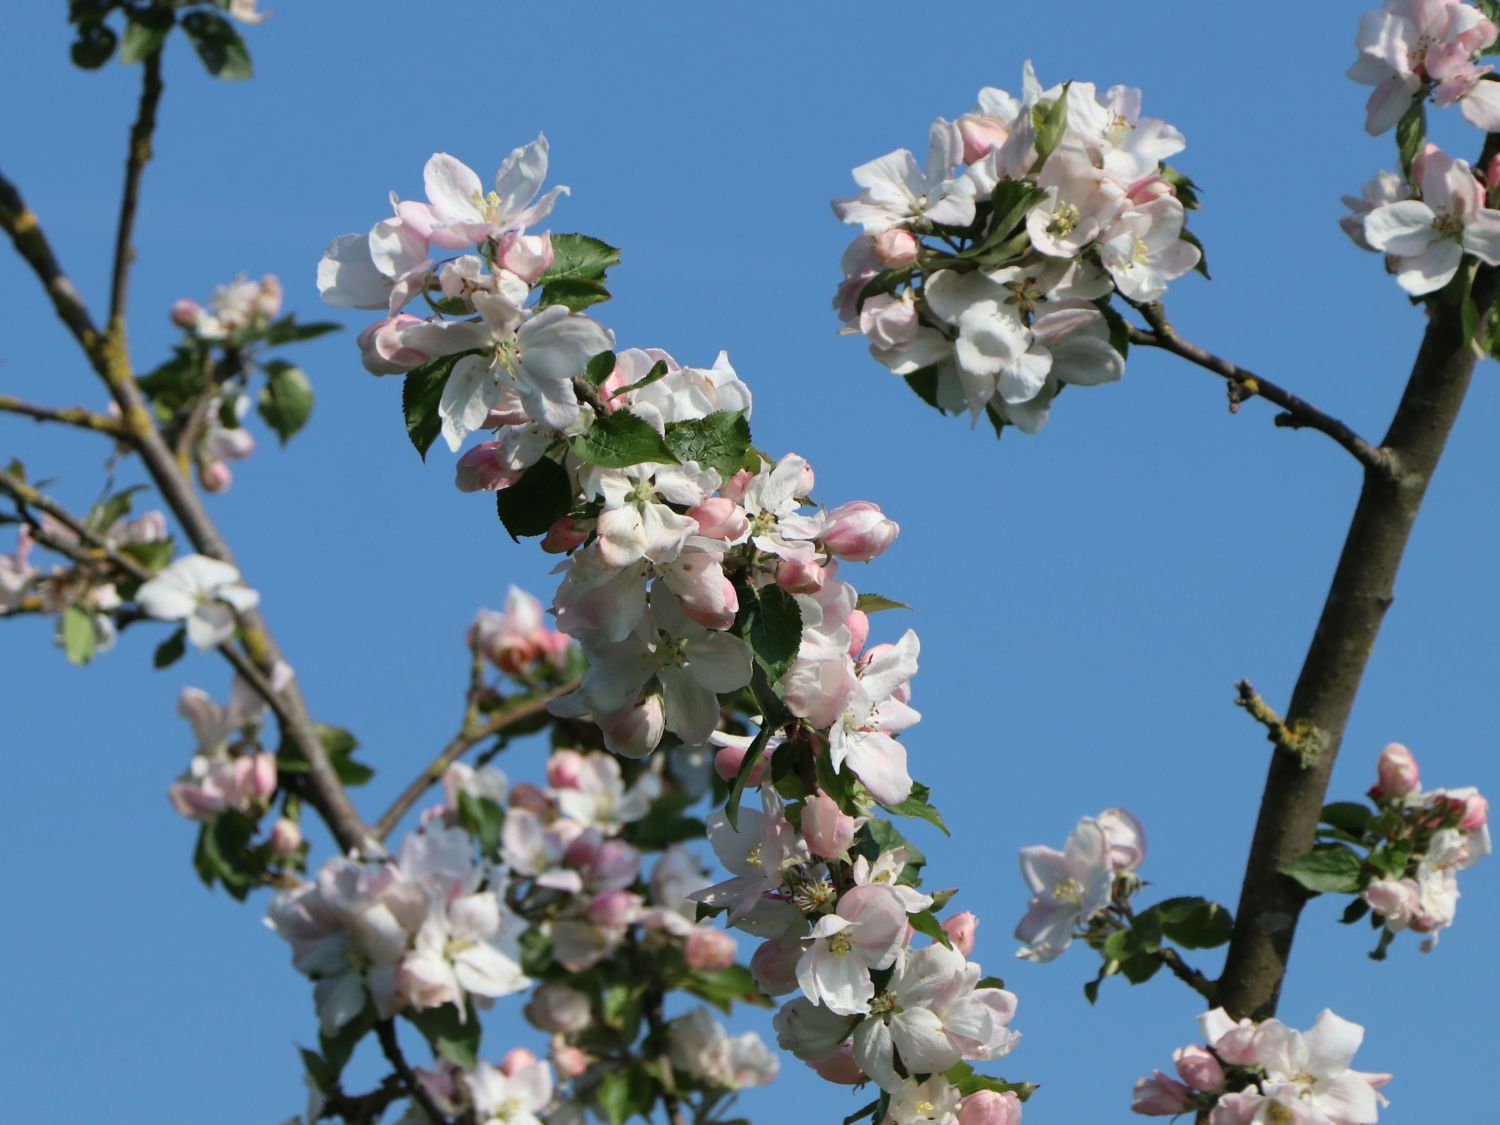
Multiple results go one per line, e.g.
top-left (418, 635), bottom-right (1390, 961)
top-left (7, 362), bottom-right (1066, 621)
top-left (1, 2), bottom-right (1496, 1121)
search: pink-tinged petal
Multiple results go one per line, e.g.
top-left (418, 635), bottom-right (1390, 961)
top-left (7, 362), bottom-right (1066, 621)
top-left (423, 153), bottom-right (484, 223)
top-left (1364, 200), bottom-right (1438, 255)
top-left (891, 1007), bottom-right (962, 1075)
top-left (1365, 77), bottom-right (1417, 135)
top-left (1304, 1009), bottom-right (1364, 1074)
top-left (841, 730), bottom-right (913, 806)
top-left (1394, 238), bottom-right (1463, 295)
top-left (493, 135), bottom-right (550, 218)
top-left (1462, 209), bottom-right (1500, 264)
top-left (1460, 78), bottom-right (1500, 130)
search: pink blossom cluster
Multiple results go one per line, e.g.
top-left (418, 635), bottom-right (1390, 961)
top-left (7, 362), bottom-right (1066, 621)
top-left (668, 1007), bottom-right (779, 1092)
top-left (1348, 0), bottom-right (1500, 134)
top-left (832, 62), bottom-right (1201, 432)
top-left (468, 586), bottom-right (572, 679)
top-left (1132, 1008), bottom-right (1390, 1124)
top-left (171, 273), bottom-right (284, 342)
top-left (1361, 742), bottom-right (1490, 950)
top-left (167, 679), bottom-right (275, 821)
top-left (401, 1051), bottom-right (558, 1125)
top-left (1013, 807), bottom-right (1146, 962)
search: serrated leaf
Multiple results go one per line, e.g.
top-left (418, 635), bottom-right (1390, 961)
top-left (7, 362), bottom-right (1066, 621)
top-left (154, 627), bottom-right (187, 669)
top-left (181, 11), bottom-right (253, 79)
top-left (663, 411), bottom-right (753, 480)
top-left (496, 457), bottom-right (573, 540)
top-left (1280, 845), bottom-right (1365, 894)
top-left (538, 276), bottom-right (611, 312)
top-left (85, 484), bottom-right (147, 534)
top-left (403, 351), bottom-right (479, 460)
top-left (258, 361), bottom-right (314, 445)
top-left (736, 583), bottom-right (802, 683)
top-left (855, 593), bottom-right (911, 614)
top-left (1156, 897), bottom-right (1233, 949)
top-left (975, 974), bottom-right (1006, 991)
top-left (1159, 163), bottom-right (1202, 210)
top-left (945, 1062), bottom-right (1037, 1101)
top-left (1180, 228), bottom-right (1210, 280)
top-left (1031, 84), bottom-right (1073, 169)
top-left (609, 359), bottom-right (670, 399)
top-left (570, 410), bottom-right (678, 468)
top-left (584, 350), bottom-right (616, 386)
top-left (962, 180), bottom-right (1048, 259)
top-left (62, 604), bottom-right (97, 666)
top-left (879, 782), bottom-right (949, 835)
top-left (908, 909), bottom-right (952, 948)
top-left (538, 233), bottom-right (621, 284)
top-left (725, 719), bottom-right (775, 832)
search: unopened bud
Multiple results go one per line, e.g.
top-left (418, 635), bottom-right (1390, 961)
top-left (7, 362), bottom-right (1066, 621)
top-left (684, 926), bottom-right (737, 972)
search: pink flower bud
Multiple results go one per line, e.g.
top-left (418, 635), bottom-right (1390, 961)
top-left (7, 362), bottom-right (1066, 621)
top-left (721, 468), bottom-right (755, 504)
top-left (684, 926), bottom-right (738, 972)
top-left (357, 315), bottom-right (428, 376)
top-left (269, 817), bottom-right (302, 856)
top-left (254, 274), bottom-right (283, 321)
top-left (548, 750), bottom-right (587, 790)
top-left (170, 298), bottom-right (202, 329)
top-left (714, 743), bottom-right (766, 786)
top-left (508, 781), bottom-right (553, 816)
top-left (823, 501), bottom-right (899, 562)
top-left (858, 293), bottom-right (918, 350)
top-left (809, 1042), bottom-right (867, 1085)
top-left (749, 938), bottom-right (802, 995)
top-left (599, 696), bottom-right (666, 759)
top-left (776, 559), bottom-right (826, 594)
top-left (248, 751), bottom-right (277, 800)
top-left (958, 1089), bottom-right (1023, 1125)
top-left (1131, 1072), bottom-right (1191, 1116)
top-left (1364, 878), bottom-right (1419, 925)
top-left (1172, 1046), bottom-right (1225, 1093)
top-left (500, 1047), bottom-right (538, 1076)
top-left (802, 790), bottom-right (856, 859)
top-left (1371, 742), bottom-right (1420, 801)
top-left (956, 114), bottom-right (1011, 164)
top-left (586, 890), bottom-right (638, 927)
top-left (497, 231), bottom-right (554, 283)
top-left (553, 1044), bottom-right (588, 1080)
top-left (940, 911), bottom-right (979, 957)
top-left (1487, 152), bottom-right (1500, 192)
top-left (689, 497), bottom-right (750, 542)
top-left (525, 984), bottom-right (592, 1034)
top-left (845, 609), bottom-right (870, 658)
top-left (587, 840), bottom-right (641, 888)
top-left (873, 227), bottom-right (920, 268)
top-left (1439, 789), bottom-right (1489, 830)
top-left (455, 443), bottom-right (523, 493)
top-left (541, 517), bottom-right (590, 554)
top-left (197, 459), bottom-right (233, 493)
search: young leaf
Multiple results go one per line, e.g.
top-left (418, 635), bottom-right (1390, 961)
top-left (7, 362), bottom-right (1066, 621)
top-left (537, 233), bottom-right (622, 284)
top-left (408, 1002), bottom-right (481, 1069)
top-left (1319, 801), bottom-right (1374, 838)
top-left (663, 411), bottom-right (753, 480)
top-left (735, 584), bottom-right (803, 683)
top-left (570, 410), bottom-right (678, 468)
top-left (62, 604), bottom-right (97, 666)
top-left (583, 350), bottom-right (617, 386)
top-left (609, 359), bottom-right (670, 399)
top-left (120, 9), bottom-right (172, 64)
top-left (1280, 844), bottom-right (1365, 894)
top-left (496, 457), bottom-right (573, 541)
top-left (258, 362), bottom-right (315, 444)
top-left (154, 627), bottom-right (187, 669)
top-left (181, 11), bottom-right (253, 80)
top-left (684, 965), bottom-right (771, 1011)
top-left (855, 593), bottom-right (911, 614)
top-left (907, 909), bottom-right (953, 948)
top-left (457, 791), bottom-right (505, 860)
top-left (880, 782), bottom-right (950, 835)
top-left (903, 365), bottom-right (946, 413)
top-left (70, 22), bottom-right (118, 69)
top-left (261, 318), bottom-right (341, 346)
top-left (538, 276), bottom-right (611, 312)
top-left (1395, 98), bottom-right (1426, 179)
top-left (403, 350), bottom-right (480, 460)
top-left (1031, 83), bottom-right (1073, 169)
top-left (595, 1065), bottom-right (656, 1125)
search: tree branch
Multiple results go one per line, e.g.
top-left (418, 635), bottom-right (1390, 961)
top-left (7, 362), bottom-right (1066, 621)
top-left (0, 395), bottom-right (131, 441)
top-left (374, 678), bottom-right (579, 840)
top-left (1126, 303), bottom-right (1391, 475)
top-left (1152, 946), bottom-right (1216, 1003)
top-left (109, 42), bottom-right (164, 328)
top-left (1216, 260), bottom-right (1500, 1020)
top-left (375, 1020), bottom-right (450, 1125)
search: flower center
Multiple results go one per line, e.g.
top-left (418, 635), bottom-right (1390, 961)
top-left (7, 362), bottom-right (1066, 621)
top-left (1051, 877), bottom-right (1084, 905)
top-left (1046, 202), bottom-right (1081, 239)
top-left (654, 635), bottom-right (688, 671)
top-left (1433, 211), bottom-right (1464, 241)
top-left (827, 931), bottom-right (854, 956)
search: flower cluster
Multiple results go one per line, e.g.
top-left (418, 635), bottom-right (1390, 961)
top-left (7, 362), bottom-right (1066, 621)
top-left (1014, 807), bottom-right (1145, 962)
top-left (468, 586), bottom-right (573, 680)
top-left (1132, 1008), bottom-right (1390, 1124)
top-left (832, 63), bottom-right (1202, 433)
top-left (171, 273), bottom-right (283, 342)
top-left (1360, 742), bottom-right (1489, 950)
top-left (1348, 0), bottom-right (1500, 134)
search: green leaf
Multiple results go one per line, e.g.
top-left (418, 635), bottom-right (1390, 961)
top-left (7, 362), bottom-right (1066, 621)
top-left (1340, 897), bottom-right (1372, 926)
top-left (1031, 83), bottom-right (1073, 169)
top-left (402, 350), bottom-right (480, 460)
top-left (1158, 163), bottom-right (1202, 210)
top-left (85, 484), bottom-right (148, 534)
top-left (596, 1065), bottom-right (656, 1125)
top-left (1119, 950), bottom-right (1163, 984)
top-left (903, 365), bottom-right (946, 414)
top-left (1280, 844), bottom-right (1365, 894)
top-left (1148, 897), bottom-right (1234, 949)
top-left (203, 808), bottom-right (259, 899)
top-left (570, 409), bottom-right (678, 468)
top-left (181, 11), bottom-right (253, 79)
top-left (62, 604), bottom-right (97, 666)
top-left (945, 1062), bottom-right (1037, 1101)
top-left (518, 928), bottom-right (553, 976)
top-left (538, 276), bottom-right (612, 312)
top-left (879, 781), bottom-right (949, 835)
top-left (1463, 296), bottom-right (1479, 346)
top-left (907, 909), bottom-right (952, 948)
top-left (457, 792), bottom-right (505, 860)
top-left (1095, 300), bottom-right (1131, 359)
top-left (299, 1048), bottom-right (336, 1097)
top-left (736, 583), bottom-right (802, 683)
top-left (538, 233), bottom-right (622, 285)
top-left (1395, 98), bottom-right (1426, 179)
top-left (684, 964), bottom-right (771, 1012)
top-left (1320, 802), bottom-right (1374, 839)
top-left (154, 627), bottom-right (187, 669)
top-left (1180, 227), bottom-right (1210, 279)
top-left (663, 410), bottom-right (753, 480)
top-left (855, 269), bottom-right (910, 310)
top-left (1479, 3), bottom-right (1500, 52)
top-left (609, 359), bottom-right (670, 399)
top-left (725, 720), bottom-right (776, 832)
top-left (962, 180), bottom-right (1048, 259)
top-left (408, 1002), bottom-right (481, 1069)
top-left (975, 974), bottom-right (1006, 991)
top-left (123, 536), bottom-right (175, 575)
top-left (261, 318), bottom-right (341, 346)
top-left (860, 819), bottom-right (927, 883)
top-left (624, 815), bottom-right (706, 848)
top-left (121, 9), bottom-right (172, 63)
top-left (855, 593), bottom-right (911, 614)
top-left (258, 361), bottom-right (315, 445)
top-left (844, 1098), bottom-right (881, 1125)
top-left (583, 350), bottom-right (616, 387)
top-left (319, 999), bottom-right (376, 1080)
top-left (137, 348), bottom-right (206, 416)
top-left (70, 22), bottom-right (117, 68)
top-left (496, 457), bottom-right (573, 540)
top-left (277, 724), bottom-right (373, 787)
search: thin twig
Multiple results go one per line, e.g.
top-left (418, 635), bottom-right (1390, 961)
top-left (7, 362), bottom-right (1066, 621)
top-left (1152, 946), bottom-right (1217, 1003)
top-left (109, 43), bottom-right (165, 327)
top-left (1126, 303), bottom-right (1391, 476)
top-left (374, 679), bottom-right (579, 839)
top-left (0, 468), bottom-right (152, 582)
top-left (643, 974), bottom-right (687, 1125)
top-left (375, 1020), bottom-right (450, 1125)
top-left (0, 395), bottom-right (131, 441)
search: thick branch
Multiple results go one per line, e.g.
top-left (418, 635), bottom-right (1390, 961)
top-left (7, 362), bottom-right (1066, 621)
top-left (0, 173), bottom-right (102, 356)
top-left (1216, 267), bottom-right (1500, 1020)
top-left (1127, 305), bottom-right (1390, 475)
top-left (109, 43), bottom-right (164, 327)
top-left (0, 395), bottom-right (131, 441)
top-left (374, 679), bottom-right (579, 840)
top-left (375, 1020), bottom-right (450, 1125)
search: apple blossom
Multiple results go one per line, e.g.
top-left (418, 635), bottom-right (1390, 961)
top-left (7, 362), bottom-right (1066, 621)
top-left (136, 554), bottom-right (260, 650)
top-left (1363, 146), bottom-right (1500, 294)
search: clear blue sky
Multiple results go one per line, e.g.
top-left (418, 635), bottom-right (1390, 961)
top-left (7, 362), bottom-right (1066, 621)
top-left (2, 2), bottom-right (1495, 1121)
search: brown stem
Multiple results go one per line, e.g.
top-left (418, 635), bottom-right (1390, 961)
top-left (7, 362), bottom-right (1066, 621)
top-left (1216, 267), bottom-right (1500, 1020)
top-left (1153, 946), bottom-right (1216, 1003)
top-left (1127, 305), bottom-right (1390, 475)
top-left (109, 42), bottom-right (164, 327)
top-left (0, 468), bottom-right (152, 582)
top-left (375, 1020), bottom-right (450, 1125)
top-left (644, 979), bottom-right (686, 1125)
top-left (0, 395), bottom-right (131, 441)
top-left (374, 678), bottom-right (579, 840)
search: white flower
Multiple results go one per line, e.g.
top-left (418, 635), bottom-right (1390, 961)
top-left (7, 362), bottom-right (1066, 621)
top-left (1364, 148), bottom-right (1500, 295)
top-left (1014, 816), bottom-right (1114, 962)
top-left (833, 119), bottom-right (977, 233)
top-left (1253, 1010), bottom-right (1385, 1124)
top-left (464, 1058), bottom-right (554, 1125)
top-left (795, 883), bottom-right (907, 1016)
top-left (398, 892), bottom-right (529, 1013)
top-left (135, 554), bottom-right (259, 649)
